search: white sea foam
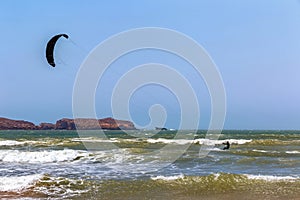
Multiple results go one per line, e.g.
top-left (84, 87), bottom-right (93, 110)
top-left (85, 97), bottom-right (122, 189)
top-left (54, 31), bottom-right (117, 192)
top-left (151, 174), bottom-right (184, 181)
top-left (72, 137), bottom-right (119, 143)
top-left (0, 149), bottom-right (90, 163)
top-left (0, 140), bottom-right (26, 146)
top-left (246, 174), bottom-right (299, 181)
top-left (32, 175), bottom-right (88, 197)
top-left (252, 149), bottom-right (279, 153)
top-left (286, 150), bottom-right (300, 154)
top-left (0, 140), bottom-right (50, 146)
top-left (0, 174), bottom-right (89, 197)
top-left (252, 149), bottom-right (268, 153)
top-left (196, 139), bottom-right (252, 145)
top-left (146, 138), bottom-right (252, 145)
top-left (198, 147), bottom-right (224, 152)
top-left (71, 137), bottom-right (252, 146)
top-left (0, 148), bottom-right (136, 165)
top-left (252, 149), bottom-right (299, 154)
top-left (147, 138), bottom-right (192, 145)
top-left (0, 174), bottom-right (42, 191)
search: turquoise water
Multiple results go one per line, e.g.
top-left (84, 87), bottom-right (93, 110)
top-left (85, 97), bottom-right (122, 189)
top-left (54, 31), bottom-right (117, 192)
top-left (0, 130), bottom-right (299, 199)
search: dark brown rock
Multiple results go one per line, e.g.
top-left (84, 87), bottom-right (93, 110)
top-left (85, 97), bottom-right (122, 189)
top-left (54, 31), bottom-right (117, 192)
top-left (55, 118), bottom-right (76, 130)
top-left (0, 117), bottom-right (37, 130)
top-left (55, 117), bottom-right (136, 130)
top-left (0, 117), bottom-right (136, 130)
top-left (39, 123), bottom-right (55, 130)
top-left (73, 118), bottom-right (101, 130)
top-left (99, 117), bottom-right (136, 130)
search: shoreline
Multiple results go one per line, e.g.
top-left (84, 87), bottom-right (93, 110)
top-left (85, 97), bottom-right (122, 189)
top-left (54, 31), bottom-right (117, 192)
top-left (1, 173), bottom-right (299, 200)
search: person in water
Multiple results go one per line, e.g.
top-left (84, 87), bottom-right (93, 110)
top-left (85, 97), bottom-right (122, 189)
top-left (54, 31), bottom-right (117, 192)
top-left (223, 141), bottom-right (230, 150)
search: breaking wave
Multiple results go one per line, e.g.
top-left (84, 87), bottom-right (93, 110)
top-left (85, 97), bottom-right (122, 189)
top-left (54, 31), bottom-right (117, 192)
top-left (0, 149), bottom-right (90, 163)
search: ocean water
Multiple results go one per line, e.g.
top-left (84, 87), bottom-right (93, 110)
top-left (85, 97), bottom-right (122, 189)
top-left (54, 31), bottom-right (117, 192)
top-left (0, 130), bottom-right (299, 199)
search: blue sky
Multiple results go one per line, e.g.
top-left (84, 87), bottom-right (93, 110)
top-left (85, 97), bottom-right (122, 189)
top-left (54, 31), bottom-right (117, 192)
top-left (1, 0), bottom-right (300, 129)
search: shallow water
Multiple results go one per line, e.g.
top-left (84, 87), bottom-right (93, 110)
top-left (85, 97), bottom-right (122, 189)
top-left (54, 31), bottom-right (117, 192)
top-left (0, 130), bottom-right (299, 199)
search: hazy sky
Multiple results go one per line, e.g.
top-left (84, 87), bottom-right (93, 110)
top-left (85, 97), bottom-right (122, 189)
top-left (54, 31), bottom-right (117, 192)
top-left (1, 0), bottom-right (300, 129)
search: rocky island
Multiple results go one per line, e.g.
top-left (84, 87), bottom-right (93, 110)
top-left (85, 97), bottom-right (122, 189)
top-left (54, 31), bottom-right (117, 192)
top-left (0, 117), bottom-right (136, 130)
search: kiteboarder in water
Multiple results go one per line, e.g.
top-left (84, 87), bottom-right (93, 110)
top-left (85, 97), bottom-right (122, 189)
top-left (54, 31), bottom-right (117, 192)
top-left (223, 141), bottom-right (230, 150)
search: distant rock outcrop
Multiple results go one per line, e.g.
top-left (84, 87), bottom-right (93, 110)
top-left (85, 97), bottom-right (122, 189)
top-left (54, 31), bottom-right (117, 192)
top-left (55, 118), bottom-right (76, 130)
top-left (55, 117), bottom-right (136, 130)
top-left (0, 117), bottom-right (37, 130)
top-left (0, 117), bottom-right (136, 130)
top-left (99, 117), bottom-right (136, 130)
top-left (38, 123), bottom-right (56, 130)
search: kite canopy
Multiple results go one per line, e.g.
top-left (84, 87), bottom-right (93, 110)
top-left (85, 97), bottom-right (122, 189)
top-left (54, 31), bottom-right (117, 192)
top-left (46, 34), bottom-right (69, 67)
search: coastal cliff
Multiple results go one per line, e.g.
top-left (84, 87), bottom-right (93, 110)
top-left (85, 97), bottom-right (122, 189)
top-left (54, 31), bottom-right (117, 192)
top-left (0, 117), bottom-right (136, 130)
top-left (0, 117), bottom-right (37, 130)
top-left (55, 117), bottom-right (136, 130)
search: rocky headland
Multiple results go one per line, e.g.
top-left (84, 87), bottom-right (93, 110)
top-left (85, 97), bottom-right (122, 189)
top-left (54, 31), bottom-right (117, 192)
top-left (0, 117), bottom-right (36, 130)
top-left (0, 117), bottom-right (136, 130)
